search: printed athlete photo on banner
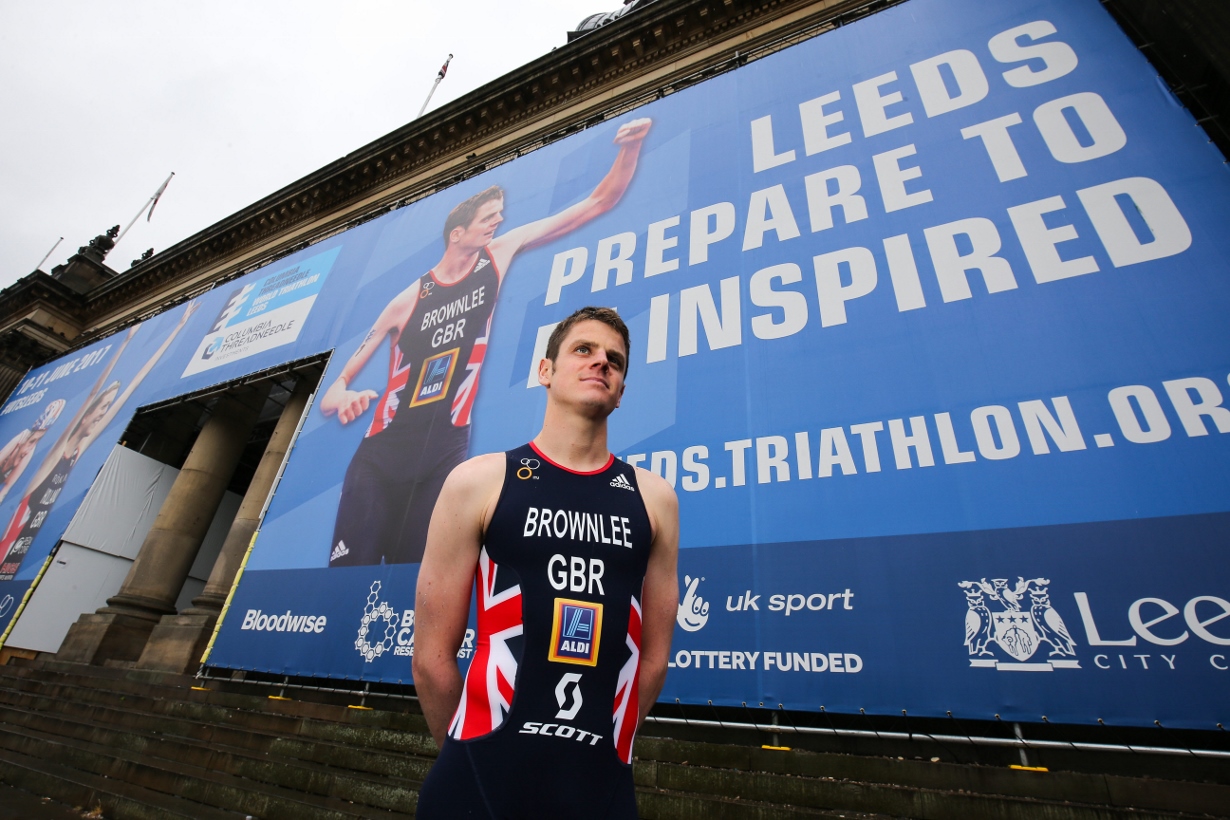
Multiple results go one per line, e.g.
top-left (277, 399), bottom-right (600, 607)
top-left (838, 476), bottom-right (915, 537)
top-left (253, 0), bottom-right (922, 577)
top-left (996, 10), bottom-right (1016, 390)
top-left (319, 118), bottom-right (650, 567)
top-left (0, 306), bottom-right (197, 581)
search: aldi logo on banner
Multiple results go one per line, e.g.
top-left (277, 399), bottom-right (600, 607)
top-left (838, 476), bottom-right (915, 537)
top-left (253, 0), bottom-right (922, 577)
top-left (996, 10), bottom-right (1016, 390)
top-left (960, 578), bottom-right (1080, 671)
top-left (182, 247), bottom-right (339, 377)
top-left (549, 598), bottom-right (602, 666)
top-left (409, 348), bottom-right (459, 406)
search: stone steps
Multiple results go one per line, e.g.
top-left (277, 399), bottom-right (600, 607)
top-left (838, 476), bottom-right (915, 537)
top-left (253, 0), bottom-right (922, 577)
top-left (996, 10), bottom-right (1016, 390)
top-left (635, 736), bottom-right (1230, 818)
top-left (0, 660), bottom-right (1224, 819)
top-left (0, 702), bottom-right (428, 814)
top-left (0, 719), bottom-right (416, 819)
top-left (0, 744), bottom-right (244, 820)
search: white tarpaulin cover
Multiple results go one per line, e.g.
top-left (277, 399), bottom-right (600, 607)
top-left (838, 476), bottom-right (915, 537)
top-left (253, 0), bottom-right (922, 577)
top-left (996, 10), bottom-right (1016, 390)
top-left (61, 445), bottom-right (178, 559)
top-left (6, 446), bottom-right (240, 653)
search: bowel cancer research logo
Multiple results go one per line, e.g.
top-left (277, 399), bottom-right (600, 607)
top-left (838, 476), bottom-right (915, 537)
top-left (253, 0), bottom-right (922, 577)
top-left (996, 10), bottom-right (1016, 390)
top-left (354, 580), bottom-right (474, 664)
top-left (959, 577), bottom-right (1080, 671)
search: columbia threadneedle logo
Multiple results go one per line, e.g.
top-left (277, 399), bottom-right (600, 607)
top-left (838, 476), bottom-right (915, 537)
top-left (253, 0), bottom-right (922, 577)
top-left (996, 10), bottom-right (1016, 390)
top-left (610, 474), bottom-right (635, 492)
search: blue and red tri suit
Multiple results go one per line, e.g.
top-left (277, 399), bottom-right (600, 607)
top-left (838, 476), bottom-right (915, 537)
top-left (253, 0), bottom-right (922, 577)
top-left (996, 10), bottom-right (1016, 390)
top-left (415, 443), bottom-right (652, 819)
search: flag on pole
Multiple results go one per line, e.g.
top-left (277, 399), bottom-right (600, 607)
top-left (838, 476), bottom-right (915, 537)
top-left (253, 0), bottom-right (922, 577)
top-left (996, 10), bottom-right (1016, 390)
top-left (117, 171), bottom-right (177, 244)
top-left (418, 54), bottom-right (454, 119)
top-left (147, 172), bottom-right (175, 222)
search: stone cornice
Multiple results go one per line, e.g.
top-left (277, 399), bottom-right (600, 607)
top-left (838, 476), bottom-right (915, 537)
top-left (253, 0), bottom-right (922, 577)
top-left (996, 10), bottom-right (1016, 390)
top-left (0, 272), bottom-right (87, 334)
top-left (77, 0), bottom-right (882, 338)
top-left (0, 322), bottom-right (74, 371)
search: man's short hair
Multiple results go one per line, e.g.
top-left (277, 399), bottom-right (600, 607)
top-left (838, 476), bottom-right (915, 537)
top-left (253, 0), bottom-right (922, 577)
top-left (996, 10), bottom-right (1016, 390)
top-left (545, 307), bottom-right (631, 374)
top-left (443, 185), bottom-right (505, 245)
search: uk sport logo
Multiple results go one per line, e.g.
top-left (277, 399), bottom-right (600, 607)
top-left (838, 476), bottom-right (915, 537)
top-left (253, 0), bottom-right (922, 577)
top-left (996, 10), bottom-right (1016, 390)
top-left (609, 473), bottom-right (636, 492)
top-left (959, 577), bottom-right (1080, 671)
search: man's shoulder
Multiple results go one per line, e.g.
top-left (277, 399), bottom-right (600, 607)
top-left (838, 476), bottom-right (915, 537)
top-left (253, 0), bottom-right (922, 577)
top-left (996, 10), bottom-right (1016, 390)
top-left (448, 451), bottom-right (506, 486)
top-left (632, 465), bottom-right (678, 512)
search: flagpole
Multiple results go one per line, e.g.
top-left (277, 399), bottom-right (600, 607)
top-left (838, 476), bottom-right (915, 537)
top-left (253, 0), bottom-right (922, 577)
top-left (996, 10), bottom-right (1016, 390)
top-left (417, 54), bottom-right (453, 119)
top-left (116, 171), bottom-right (175, 244)
top-left (35, 237), bottom-right (63, 272)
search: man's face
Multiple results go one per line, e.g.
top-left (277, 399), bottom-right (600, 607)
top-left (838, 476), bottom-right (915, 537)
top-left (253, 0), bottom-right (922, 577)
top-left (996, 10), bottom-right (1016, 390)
top-left (455, 199), bottom-right (504, 249)
top-left (540, 320), bottom-right (628, 415)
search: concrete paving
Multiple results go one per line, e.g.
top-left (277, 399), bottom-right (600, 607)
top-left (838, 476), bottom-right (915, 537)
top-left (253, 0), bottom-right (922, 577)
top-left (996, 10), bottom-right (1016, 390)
top-left (0, 782), bottom-right (90, 819)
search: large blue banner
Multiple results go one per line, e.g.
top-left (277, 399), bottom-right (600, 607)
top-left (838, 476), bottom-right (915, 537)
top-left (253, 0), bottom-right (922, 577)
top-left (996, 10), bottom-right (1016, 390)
top-left (3, 0), bottom-right (1228, 729)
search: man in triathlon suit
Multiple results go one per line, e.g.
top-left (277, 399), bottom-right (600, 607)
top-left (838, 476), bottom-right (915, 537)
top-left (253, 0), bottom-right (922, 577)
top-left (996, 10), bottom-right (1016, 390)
top-left (320, 118), bottom-right (652, 567)
top-left (413, 306), bottom-right (679, 818)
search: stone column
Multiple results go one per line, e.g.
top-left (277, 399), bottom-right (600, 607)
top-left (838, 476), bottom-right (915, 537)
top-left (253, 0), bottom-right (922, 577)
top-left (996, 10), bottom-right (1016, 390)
top-left (136, 379), bottom-right (314, 672)
top-left (58, 387), bottom-right (267, 666)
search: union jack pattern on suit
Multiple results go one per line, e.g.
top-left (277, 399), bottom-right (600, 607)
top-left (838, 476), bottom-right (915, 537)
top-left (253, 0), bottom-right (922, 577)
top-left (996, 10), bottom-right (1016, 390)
top-left (612, 595), bottom-right (642, 763)
top-left (0, 498), bottom-right (30, 567)
top-left (450, 312), bottom-right (491, 427)
top-left (449, 546), bottom-right (523, 740)
top-left (365, 344), bottom-right (411, 438)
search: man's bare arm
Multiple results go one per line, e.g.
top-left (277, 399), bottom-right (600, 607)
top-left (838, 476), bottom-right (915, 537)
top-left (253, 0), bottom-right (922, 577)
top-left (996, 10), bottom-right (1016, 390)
top-left (412, 453), bottom-right (505, 747)
top-left (490, 118), bottom-right (652, 270)
top-left (320, 282), bottom-right (420, 424)
top-left (634, 466), bottom-right (679, 725)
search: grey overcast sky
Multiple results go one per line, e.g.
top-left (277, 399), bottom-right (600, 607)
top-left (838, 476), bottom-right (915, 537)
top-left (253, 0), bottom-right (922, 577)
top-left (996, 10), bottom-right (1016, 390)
top-left (0, 0), bottom-right (615, 291)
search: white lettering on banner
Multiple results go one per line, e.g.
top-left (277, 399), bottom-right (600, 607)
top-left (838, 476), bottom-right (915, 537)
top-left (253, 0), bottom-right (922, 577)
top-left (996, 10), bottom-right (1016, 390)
top-left (591, 233), bottom-right (636, 292)
top-left (988, 21), bottom-right (1078, 88)
top-left (803, 165), bottom-right (867, 231)
top-left (1092, 653), bottom-right (1198, 672)
top-left (667, 649), bottom-right (862, 673)
top-left (961, 114), bottom-right (1027, 182)
top-left (421, 287), bottom-right (486, 329)
top-left (620, 372), bottom-right (1230, 493)
top-left (910, 49), bottom-right (989, 117)
top-left (1033, 93), bottom-right (1126, 164)
top-left (766, 590), bottom-right (855, 614)
top-left (9, 344), bottom-right (113, 404)
top-left (524, 20), bottom-right (1196, 384)
top-left (723, 588), bottom-right (859, 615)
top-left (1076, 593), bottom-right (1230, 647)
top-left (241, 609), bottom-right (327, 634)
top-left (798, 91), bottom-right (851, 156)
top-left (535, 174), bottom-right (1191, 369)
